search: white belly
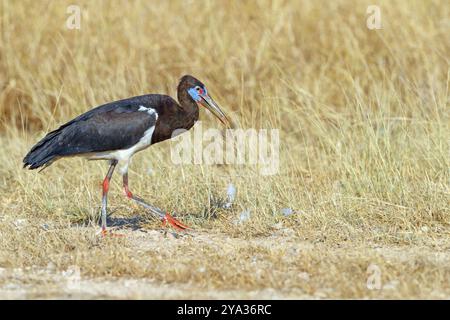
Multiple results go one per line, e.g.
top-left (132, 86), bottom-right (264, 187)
top-left (87, 125), bottom-right (155, 175)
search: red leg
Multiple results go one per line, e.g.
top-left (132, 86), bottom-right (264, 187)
top-left (122, 172), bottom-right (189, 231)
top-left (162, 212), bottom-right (189, 231)
top-left (101, 161), bottom-right (116, 233)
top-left (99, 161), bottom-right (125, 238)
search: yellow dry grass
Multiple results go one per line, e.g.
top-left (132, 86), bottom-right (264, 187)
top-left (0, 0), bottom-right (449, 299)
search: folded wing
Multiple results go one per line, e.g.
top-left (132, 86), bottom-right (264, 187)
top-left (23, 98), bottom-right (159, 170)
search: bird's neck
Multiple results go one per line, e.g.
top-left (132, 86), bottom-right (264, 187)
top-left (177, 87), bottom-right (199, 128)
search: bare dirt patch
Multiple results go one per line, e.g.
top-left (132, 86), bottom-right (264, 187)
top-left (1, 224), bottom-right (449, 299)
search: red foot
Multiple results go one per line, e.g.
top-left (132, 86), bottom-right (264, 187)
top-left (162, 213), bottom-right (189, 231)
top-left (101, 229), bottom-right (126, 238)
top-left (124, 185), bottom-right (133, 199)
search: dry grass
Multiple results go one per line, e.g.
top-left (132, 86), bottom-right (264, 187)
top-left (0, 0), bottom-right (449, 299)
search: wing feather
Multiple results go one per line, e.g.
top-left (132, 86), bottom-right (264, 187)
top-left (23, 95), bottom-right (165, 169)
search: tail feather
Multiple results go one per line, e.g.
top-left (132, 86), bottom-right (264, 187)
top-left (23, 130), bottom-right (63, 170)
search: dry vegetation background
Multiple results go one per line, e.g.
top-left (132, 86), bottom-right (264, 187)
top-left (0, 0), bottom-right (449, 299)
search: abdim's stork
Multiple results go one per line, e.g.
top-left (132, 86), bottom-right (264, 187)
top-left (23, 75), bottom-right (230, 235)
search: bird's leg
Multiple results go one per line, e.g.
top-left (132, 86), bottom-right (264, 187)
top-left (100, 160), bottom-right (121, 236)
top-left (122, 172), bottom-right (189, 231)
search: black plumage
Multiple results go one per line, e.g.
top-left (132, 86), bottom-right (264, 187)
top-left (23, 76), bottom-right (202, 170)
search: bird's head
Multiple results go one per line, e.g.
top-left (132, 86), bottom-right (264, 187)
top-left (179, 75), bottom-right (230, 127)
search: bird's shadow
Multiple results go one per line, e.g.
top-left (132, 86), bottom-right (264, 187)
top-left (107, 215), bottom-right (146, 231)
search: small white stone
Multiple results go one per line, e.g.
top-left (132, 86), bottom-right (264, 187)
top-left (198, 267), bottom-right (206, 273)
top-left (223, 202), bottom-right (232, 209)
top-left (226, 184), bottom-right (236, 203)
top-left (13, 219), bottom-right (27, 229)
top-left (239, 210), bottom-right (251, 223)
top-left (223, 184), bottom-right (236, 209)
top-left (234, 209), bottom-right (251, 224)
top-left (41, 223), bottom-right (50, 231)
top-left (281, 208), bottom-right (294, 216)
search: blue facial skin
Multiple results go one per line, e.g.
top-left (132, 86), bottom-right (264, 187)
top-left (188, 87), bottom-right (207, 102)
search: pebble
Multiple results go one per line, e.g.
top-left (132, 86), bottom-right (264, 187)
top-left (13, 219), bottom-right (27, 229)
top-left (235, 209), bottom-right (251, 225)
top-left (223, 183), bottom-right (236, 209)
top-left (281, 208), bottom-right (294, 217)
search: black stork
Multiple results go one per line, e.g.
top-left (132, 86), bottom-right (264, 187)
top-left (23, 75), bottom-right (230, 235)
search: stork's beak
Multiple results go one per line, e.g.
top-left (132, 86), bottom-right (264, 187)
top-left (200, 94), bottom-right (231, 127)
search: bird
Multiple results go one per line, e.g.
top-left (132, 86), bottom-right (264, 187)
top-left (23, 75), bottom-right (231, 235)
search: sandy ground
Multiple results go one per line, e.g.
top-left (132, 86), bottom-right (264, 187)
top-left (0, 227), bottom-right (312, 299)
top-left (1, 224), bottom-right (450, 299)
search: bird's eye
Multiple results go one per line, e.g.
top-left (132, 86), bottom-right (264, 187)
top-left (196, 86), bottom-right (201, 92)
